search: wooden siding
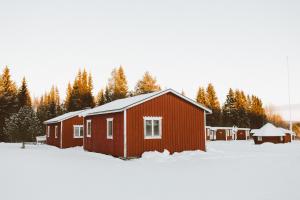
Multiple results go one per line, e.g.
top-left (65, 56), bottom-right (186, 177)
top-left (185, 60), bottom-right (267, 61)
top-left (61, 116), bottom-right (84, 148)
top-left (46, 116), bottom-right (84, 148)
top-left (84, 112), bottom-right (124, 157)
top-left (284, 134), bottom-right (291, 143)
top-left (253, 136), bottom-right (284, 144)
top-left (237, 130), bottom-right (246, 140)
top-left (46, 122), bottom-right (61, 148)
top-left (126, 93), bottom-right (206, 158)
top-left (216, 130), bottom-right (227, 140)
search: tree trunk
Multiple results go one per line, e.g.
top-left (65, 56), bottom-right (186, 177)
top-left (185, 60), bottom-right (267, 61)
top-left (21, 142), bottom-right (25, 149)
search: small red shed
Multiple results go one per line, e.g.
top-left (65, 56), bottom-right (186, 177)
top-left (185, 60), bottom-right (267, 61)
top-left (44, 110), bottom-right (87, 148)
top-left (252, 123), bottom-right (287, 144)
top-left (81, 89), bottom-right (211, 158)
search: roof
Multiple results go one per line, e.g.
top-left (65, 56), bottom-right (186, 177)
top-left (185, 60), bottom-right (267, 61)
top-left (44, 109), bottom-right (88, 124)
top-left (278, 128), bottom-right (296, 136)
top-left (81, 89), bottom-right (212, 117)
top-left (206, 126), bottom-right (250, 131)
top-left (252, 123), bottom-right (286, 137)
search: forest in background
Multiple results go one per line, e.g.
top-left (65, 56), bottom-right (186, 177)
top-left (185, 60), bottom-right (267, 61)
top-left (0, 66), bottom-right (298, 143)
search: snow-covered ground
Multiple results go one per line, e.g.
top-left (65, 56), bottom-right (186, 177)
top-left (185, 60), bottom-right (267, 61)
top-left (1, 141), bottom-right (300, 200)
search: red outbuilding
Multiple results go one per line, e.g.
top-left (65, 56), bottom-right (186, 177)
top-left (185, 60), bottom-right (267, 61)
top-left (44, 110), bottom-right (87, 148)
top-left (81, 89), bottom-right (212, 158)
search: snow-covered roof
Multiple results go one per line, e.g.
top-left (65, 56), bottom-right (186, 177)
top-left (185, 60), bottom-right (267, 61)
top-left (210, 127), bottom-right (234, 131)
top-left (253, 123), bottom-right (286, 137)
top-left (278, 128), bottom-right (296, 136)
top-left (237, 128), bottom-right (250, 131)
top-left (81, 89), bottom-right (212, 117)
top-left (44, 109), bottom-right (87, 124)
top-left (250, 129), bottom-right (259, 134)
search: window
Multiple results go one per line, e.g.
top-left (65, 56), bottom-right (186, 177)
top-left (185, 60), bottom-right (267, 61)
top-left (258, 136), bottom-right (262, 141)
top-left (144, 117), bottom-right (162, 139)
top-left (74, 125), bottom-right (84, 138)
top-left (107, 118), bottom-right (113, 139)
top-left (55, 126), bottom-right (58, 138)
top-left (280, 136), bottom-right (283, 141)
top-left (47, 126), bottom-right (50, 137)
top-left (86, 120), bottom-right (92, 137)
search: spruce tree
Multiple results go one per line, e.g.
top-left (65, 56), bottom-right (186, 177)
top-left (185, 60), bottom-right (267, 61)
top-left (96, 89), bottom-right (106, 106)
top-left (0, 66), bottom-right (18, 141)
top-left (234, 90), bottom-right (249, 127)
top-left (4, 106), bottom-right (41, 147)
top-left (206, 83), bottom-right (221, 126)
top-left (196, 87), bottom-right (208, 107)
top-left (222, 88), bottom-right (237, 127)
top-left (17, 77), bottom-right (32, 109)
top-left (248, 95), bottom-right (266, 129)
top-left (135, 71), bottom-right (161, 95)
top-left (108, 66), bottom-right (128, 100)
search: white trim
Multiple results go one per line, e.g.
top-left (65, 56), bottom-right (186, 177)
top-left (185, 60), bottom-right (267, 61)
top-left (257, 136), bottom-right (263, 141)
top-left (47, 126), bottom-right (50, 137)
top-left (60, 122), bottom-right (63, 148)
top-left (73, 125), bottom-right (84, 138)
top-left (106, 118), bottom-right (113, 139)
top-left (55, 126), bottom-right (58, 139)
top-left (144, 117), bottom-right (162, 139)
top-left (83, 118), bottom-right (85, 149)
top-left (86, 120), bottom-right (92, 137)
top-left (123, 110), bottom-right (127, 158)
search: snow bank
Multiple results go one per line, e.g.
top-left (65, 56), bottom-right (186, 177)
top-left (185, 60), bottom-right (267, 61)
top-left (1, 141), bottom-right (300, 200)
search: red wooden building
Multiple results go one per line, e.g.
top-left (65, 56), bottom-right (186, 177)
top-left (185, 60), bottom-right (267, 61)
top-left (252, 123), bottom-right (295, 144)
top-left (44, 110), bottom-right (87, 148)
top-left (81, 89), bottom-right (211, 158)
top-left (206, 126), bottom-right (250, 141)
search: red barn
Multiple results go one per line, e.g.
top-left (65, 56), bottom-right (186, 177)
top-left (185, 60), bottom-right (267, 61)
top-left (44, 110), bottom-right (87, 148)
top-left (81, 89), bottom-right (211, 158)
top-left (236, 128), bottom-right (251, 140)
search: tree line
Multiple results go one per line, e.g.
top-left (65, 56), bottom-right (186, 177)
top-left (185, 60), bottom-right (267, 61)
top-left (196, 84), bottom-right (267, 129)
top-left (0, 66), bottom-right (297, 143)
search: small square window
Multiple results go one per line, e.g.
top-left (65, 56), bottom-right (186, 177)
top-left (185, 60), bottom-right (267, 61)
top-left (258, 136), bottom-right (262, 141)
top-left (144, 117), bottom-right (162, 139)
top-left (74, 125), bottom-right (84, 138)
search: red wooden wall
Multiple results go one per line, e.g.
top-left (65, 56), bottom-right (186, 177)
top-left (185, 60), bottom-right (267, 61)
top-left (46, 116), bottom-right (84, 148)
top-left (126, 93), bottom-right (206, 158)
top-left (84, 112), bottom-right (124, 157)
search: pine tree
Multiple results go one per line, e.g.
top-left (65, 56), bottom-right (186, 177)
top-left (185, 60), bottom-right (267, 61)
top-left (17, 77), bottom-right (32, 108)
top-left (0, 66), bottom-right (18, 142)
top-left (96, 89), bottom-right (106, 106)
top-left (107, 66), bottom-right (128, 100)
top-left (104, 86), bottom-right (112, 103)
top-left (196, 87), bottom-right (208, 107)
top-left (206, 83), bottom-right (221, 126)
top-left (65, 69), bottom-right (95, 111)
top-left (234, 90), bottom-right (249, 127)
top-left (222, 88), bottom-right (238, 127)
top-left (4, 106), bottom-right (41, 147)
top-left (248, 95), bottom-right (266, 129)
top-left (135, 71), bottom-right (161, 95)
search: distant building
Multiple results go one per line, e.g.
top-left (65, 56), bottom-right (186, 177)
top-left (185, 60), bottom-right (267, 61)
top-left (251, 123), bottom-right (295, 144)
top-left (206, 126), bottom-right (250, 141)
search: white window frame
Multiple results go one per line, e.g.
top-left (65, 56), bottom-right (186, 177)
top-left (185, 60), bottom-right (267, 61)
top-left (73, 125), bottom-right (84, 138)
top-left (106, 118), bottom-right (113, 139)
top-left (143, 117), bottom-right (162, 139)
top-left (55, 126), bottom-right (58, 139)
top-left (86, 120), bottom-right (92, 138)
top-left (280, 136), bottom-right (283, 141)
top-left (47, 126), bottom-right (50, 137)
top-left (258, 136), bottom-right (262, 141)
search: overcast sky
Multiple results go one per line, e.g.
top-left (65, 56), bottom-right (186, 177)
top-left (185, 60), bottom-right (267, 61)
top-left (0, 0), bottom-right (299, 120)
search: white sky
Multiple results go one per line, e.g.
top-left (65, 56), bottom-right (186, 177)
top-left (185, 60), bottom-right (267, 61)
top-left (0, 0), bottom-right (299, 121)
